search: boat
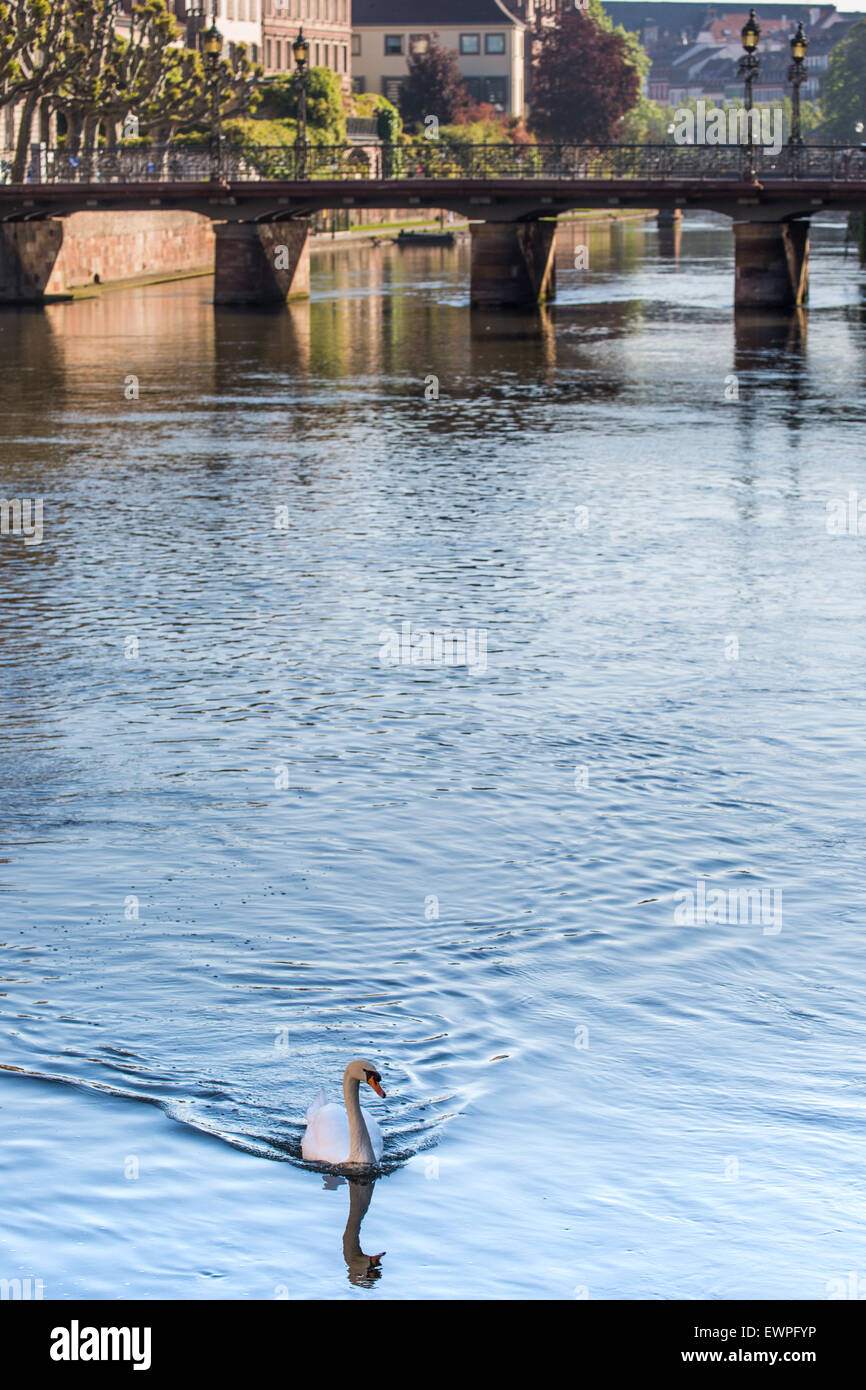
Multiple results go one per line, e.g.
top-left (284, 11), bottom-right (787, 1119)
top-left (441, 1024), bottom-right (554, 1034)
top-left (396, 229), bottom-right (457, 247)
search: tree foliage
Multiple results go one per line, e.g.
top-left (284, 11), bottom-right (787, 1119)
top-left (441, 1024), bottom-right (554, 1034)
top-left (0, 1), bottom-right (74, 110)
top-left (821, 18), bottom-right (866, 141)
top-left (256, 66), bottom-right (346, 141)
top-left (530, 8), bottom-right (641, 144)
top-left (398, 37), bottom-right (475, 130)
top-left (3, 0), bottom-right (261, 176)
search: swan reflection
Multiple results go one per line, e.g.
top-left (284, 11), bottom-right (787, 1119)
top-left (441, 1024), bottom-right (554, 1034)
top-left (340, 1176), bottom-right (385, 1287)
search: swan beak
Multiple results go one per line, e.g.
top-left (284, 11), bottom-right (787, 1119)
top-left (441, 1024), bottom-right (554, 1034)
top-left (368, 1079), bottom-right (386, 1098)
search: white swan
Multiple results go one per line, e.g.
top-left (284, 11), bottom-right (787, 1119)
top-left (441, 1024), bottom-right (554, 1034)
top-left (301, 1059), bottom-right (386, 1166)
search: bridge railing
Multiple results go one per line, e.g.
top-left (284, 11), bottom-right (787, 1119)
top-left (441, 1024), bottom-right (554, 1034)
top-left (3, 143), bottom-right (866, 185)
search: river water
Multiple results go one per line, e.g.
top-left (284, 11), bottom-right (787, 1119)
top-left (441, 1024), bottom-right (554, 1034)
top-left (1, 213), bottom-right (865, 1300)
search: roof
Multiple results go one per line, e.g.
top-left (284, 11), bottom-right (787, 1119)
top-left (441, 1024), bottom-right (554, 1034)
top-left (604, 2), bottom-right (863, 37)
top-left (352, 0), bottom-right (523, 25)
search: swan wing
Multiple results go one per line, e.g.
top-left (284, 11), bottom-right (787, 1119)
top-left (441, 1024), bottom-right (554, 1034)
top-left (362, 1108), bottom-right (384, 1162)
top-left (301, 1102), bottom-right (350, 1164)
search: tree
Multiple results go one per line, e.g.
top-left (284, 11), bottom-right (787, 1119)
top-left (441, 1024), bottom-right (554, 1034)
top-left (256, 66), bottom-right (345, 142)
top-left (529, 8), bottom-right (641, 144)
top-left (5, 1), bottom-right (261, 176)
top-left (398, 36), bottom-right (474, 131)
top-left (821, 18), bottom-right (866, 142)
top-left (91, 0), bottom-right (193, 147)
top-left (130, 38), bottom-right (261, 146)
top-left (0, 1), bottom-right (73, 111)
top-left (51, 0), bottom-right (127, 155)
top-left (2, 1), bottom-right (77, 178)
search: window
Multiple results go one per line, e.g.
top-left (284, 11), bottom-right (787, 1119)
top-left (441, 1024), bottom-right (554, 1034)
top-left (409, 34), bottom-right (430, 55)
top-left (460, 34), bottom-right (480, 54)
top-left (352, 75), bottom-right (367, 94)
top-left (383, 76), bottom-right (405, 103)
top-left (485, 33), bottom-right (505, 54)
top-left (352, 34), bottom-right (361, 56)
top-left (482, 76), bottom-right (507, 107)
top-left (384, 35), bottom-right (403, 55)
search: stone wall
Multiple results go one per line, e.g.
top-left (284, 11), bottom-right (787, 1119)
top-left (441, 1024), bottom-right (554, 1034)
top-left (0, 209), bottom-right (215, 301)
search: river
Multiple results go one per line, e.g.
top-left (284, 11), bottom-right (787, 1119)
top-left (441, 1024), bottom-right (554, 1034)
top-left (1, 212), bottom-right (865, 1299)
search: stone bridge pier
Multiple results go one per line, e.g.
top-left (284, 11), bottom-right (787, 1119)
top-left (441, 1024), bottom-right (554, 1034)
top-left (469, 220), bottom-right (557, 308)
top-left (733, 218), bottom-right (810, 308)
top-left (213, 220), bottom-right (311, 305)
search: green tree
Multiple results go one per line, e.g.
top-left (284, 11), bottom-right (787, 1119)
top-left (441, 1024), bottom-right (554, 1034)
top-left (1, 0), bottom-right (71, 109)
top-left (257, 67), bottom-right (345, 142)
top-left (2, 1), bottom-right (76, 178)
top-left (821, 18), bottom-right (866, 141)
top-left (7, 1), bottom-right (261, 176)
top-left (95, 0), bottom-right (195, 147)
top-left (51, 0), bottom-right (118, 155)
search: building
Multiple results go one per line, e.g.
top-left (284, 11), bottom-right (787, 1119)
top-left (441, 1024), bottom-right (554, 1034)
top-left (352, 1), bottom-right (526, 118)
top-left (160, 3), bottom-right (264, 62)
top-left (604, 3), bottom-right (865, 107)
top-left (261, 0), bottom-right (353, 88)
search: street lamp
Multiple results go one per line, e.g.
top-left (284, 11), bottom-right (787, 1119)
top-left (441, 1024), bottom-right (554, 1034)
top-left (738, 9), bottom-right (761, 179)
top-left (293, 27), bottom-right (310, 181)
top-left (788, 21), bottom-right (809, 157)
top-left (203, 16), bottom-right (223, 181)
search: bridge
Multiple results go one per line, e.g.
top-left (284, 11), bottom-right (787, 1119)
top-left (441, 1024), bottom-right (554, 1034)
top-left (3, 143), bottom-right (866, 308)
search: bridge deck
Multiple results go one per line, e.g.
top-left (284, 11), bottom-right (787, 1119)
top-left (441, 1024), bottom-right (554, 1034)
top-left (3, 145), bottom-right (866, 222)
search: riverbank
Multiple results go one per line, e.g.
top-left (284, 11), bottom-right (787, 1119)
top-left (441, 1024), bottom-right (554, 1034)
top-left (308, 207), bottom-right (654, 253)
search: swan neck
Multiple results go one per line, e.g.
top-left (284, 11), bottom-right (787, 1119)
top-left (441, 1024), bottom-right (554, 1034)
top-left (343, 1071), bottom-right (375, 1164)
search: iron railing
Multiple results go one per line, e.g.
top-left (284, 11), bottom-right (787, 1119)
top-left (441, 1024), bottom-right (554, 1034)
top-left (3, 143), bottom-right (866, 186)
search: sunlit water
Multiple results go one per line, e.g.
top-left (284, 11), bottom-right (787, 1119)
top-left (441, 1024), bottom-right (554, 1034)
top-left (1, 214), bottom-right (866, 1299)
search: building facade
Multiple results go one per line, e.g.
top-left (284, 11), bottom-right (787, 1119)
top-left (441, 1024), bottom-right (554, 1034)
top-left (352, 1), bottom-right (526, 118)
top-left (160, 2), bottom-right (264, 62)
top-left (261, 0), bottom-right (353, 88)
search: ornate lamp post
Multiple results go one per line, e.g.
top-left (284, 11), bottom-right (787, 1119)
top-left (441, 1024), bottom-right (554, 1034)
top-left (788, 21), bottom-right (809, 167)
top-left (293, 28), bottom-right (310, 181)
top-left (202, 15), bottom-right (223, 181)
top-left (738, 9), bottom-right (761, 179)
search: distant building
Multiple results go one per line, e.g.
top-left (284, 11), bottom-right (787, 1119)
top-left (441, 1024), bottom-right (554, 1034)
top-left (352, 1), bottom-right (526, 118)
top-left (604, 3), bottom-right (864, 107)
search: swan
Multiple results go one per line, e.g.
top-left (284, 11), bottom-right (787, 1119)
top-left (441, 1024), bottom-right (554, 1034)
top-left (301, 1059), bottom-right (386, 1166)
